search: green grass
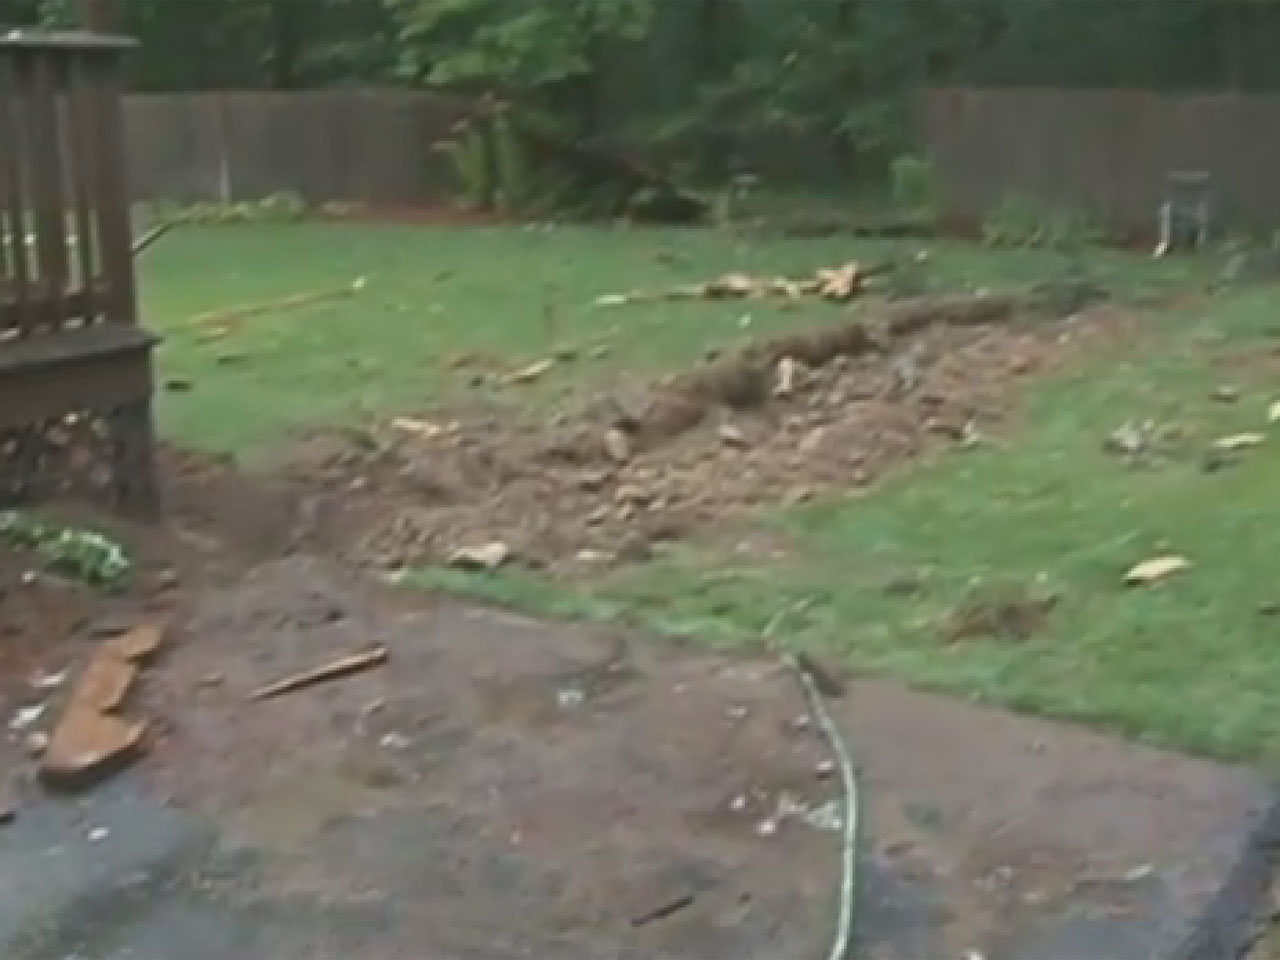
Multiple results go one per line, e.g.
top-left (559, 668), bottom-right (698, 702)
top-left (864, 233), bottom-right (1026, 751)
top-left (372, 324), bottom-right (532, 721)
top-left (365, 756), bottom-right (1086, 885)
top-left (143, 221), bottom-right (1280, 760)
top-left (141, 222), bottom-right (1196, 454)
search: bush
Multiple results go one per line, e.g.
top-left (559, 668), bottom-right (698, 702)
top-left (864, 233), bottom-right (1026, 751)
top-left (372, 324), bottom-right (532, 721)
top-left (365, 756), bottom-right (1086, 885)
top-left (982, 194), bottom-right (1103, 250)
top-left (889, 154), bottom-right (935, 214)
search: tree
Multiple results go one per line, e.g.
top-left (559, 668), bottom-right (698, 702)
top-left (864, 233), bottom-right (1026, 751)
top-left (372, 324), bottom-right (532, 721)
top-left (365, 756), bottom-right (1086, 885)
top-left (388, 0), bottom-right (654, 132)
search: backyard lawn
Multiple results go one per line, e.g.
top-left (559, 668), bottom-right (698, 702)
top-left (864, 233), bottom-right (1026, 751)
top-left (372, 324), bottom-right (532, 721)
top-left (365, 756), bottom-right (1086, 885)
top-left (139, 221), bottom-right (1280, 763)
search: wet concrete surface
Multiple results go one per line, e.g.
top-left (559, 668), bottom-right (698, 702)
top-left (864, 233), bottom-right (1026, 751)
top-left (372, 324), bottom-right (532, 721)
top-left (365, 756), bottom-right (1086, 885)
top-left (1, 556), bottom-right (1275, 959)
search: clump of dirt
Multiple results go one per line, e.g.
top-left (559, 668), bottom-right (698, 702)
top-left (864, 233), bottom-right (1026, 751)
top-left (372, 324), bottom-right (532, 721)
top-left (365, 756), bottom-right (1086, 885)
top-left (943, 583), bottom-right (1060, 644)
top-left (282, 293), bottom-right (1124, 576)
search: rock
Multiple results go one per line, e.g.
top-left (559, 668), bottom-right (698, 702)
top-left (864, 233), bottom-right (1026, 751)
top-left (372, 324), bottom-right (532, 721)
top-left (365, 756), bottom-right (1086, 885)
top-left (604, 428), bottom-right (632, 464)
top-left (798, 427), bottom-right (826, 455)
top-left (615, 484), bottom-right (653, 507)
top-left (24, 730), bottom-right (49, 758)
top-left (774, 357), bottom-right (803, 398)
top-left (1212, 385), bottom-right (1240, 403)
top-left (71, 650), bottom-right (138, 712)
top-left (718, 423), bottom-right (748, 448)
top-left (104, 623), bottom-right (165, 664)
top-left (40, 706), bottom-right (146, 791)
top-left (154, 569), bottom-right (180, 591)
top-left (586, 505), bottom-right (611, 526)
top-left (448, 542), bottom-right (511, 572)
top-left (578, 469), bottom-right (612, 492)
top-left (9, 703), bottom-right (46, 732)
top-left (815, 758), bottom-right (836, 780)
top-left (1103, 423), bottom-right (1145, 456)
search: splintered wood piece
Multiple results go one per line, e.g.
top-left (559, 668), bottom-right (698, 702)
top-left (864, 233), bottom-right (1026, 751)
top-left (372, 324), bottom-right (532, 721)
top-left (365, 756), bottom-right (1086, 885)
top-left (40, 706), bottom-right (146, 791)
top-left (249, 646), bottom-right (388, 701)
top-left (104, 623), bottom-right (166, 664)
top-left (71, 651), bottom-right (137, 712)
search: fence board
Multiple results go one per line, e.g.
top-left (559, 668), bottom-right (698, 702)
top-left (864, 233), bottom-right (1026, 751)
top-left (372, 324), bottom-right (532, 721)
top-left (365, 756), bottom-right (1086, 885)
top-left (924, 88), bottom-right (1280, 234)
top-left (123, 89), bottom-right (468, 207)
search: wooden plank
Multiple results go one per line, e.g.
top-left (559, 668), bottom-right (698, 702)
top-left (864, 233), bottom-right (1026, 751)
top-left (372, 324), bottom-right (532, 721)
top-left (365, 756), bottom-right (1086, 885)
top-left (67, 54), bottom-right (98, 325)
top-left (87, 50), bottom-right (135, 327)
top-left (25, 49), bottom-right (69, 333)
top-left (0, 338), bottom-right (152, 430)
top-left (0, 54), bottom-right (33, 337)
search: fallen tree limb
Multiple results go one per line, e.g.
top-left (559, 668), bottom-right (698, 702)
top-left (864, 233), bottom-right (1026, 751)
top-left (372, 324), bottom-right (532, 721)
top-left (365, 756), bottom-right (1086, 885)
top-left (249, 646), bottom-right (388, 701)
top-left (131, 222), bottom-right (174, 258)
top-left (188, 277), bottom-right (367, 328)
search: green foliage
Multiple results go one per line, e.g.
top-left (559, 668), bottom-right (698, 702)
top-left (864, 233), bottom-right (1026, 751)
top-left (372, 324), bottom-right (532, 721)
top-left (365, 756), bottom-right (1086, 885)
top-left (389, 0), bottom-right (654, 90)
top-left (889, 154), bottom-right (935, 214)
top-left (0, 511), bottom-right (131, 588)
top-left (982, 194), bottom-right (1103, 251)
top-left (433, 123), bottom-right (494, 208)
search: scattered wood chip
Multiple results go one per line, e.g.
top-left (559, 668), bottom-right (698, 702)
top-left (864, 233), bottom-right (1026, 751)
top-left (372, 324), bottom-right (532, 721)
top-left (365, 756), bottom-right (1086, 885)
top-left (448, 541), bottom-right (511, 572)
top-left (1124, 555), bottom-right (1189, 586)
top-left (40, 706), bottom-right (146, 791)
top-left (718, 423), bottom-right (748, 448)
top-left (507, 358), bottom-right (555, 385)
top-left (604, 427), bottom-right (632, 464)
top-left (390, 417), bottom-right (445, 439)
top-left (1269, 400), bottom-right (1280, 424)
top-left (1213, 432), bottom-right (1265, 451)
top-left (249, 646), bottom-right (389, 701)
top-left (774, 356), bottom-right (802, 398)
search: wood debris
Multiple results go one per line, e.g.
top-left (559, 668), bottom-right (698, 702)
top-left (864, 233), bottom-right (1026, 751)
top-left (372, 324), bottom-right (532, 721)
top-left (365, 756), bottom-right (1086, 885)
top-left (1212, 432), bottom-right (1265, 451)
top-left (188, 276), bottom-right (367, 328)
top-left (506, 358), bottom-right (556, 385)
top-left (249, 646), bottom-right (389, 701)
top-left (593, 260), bottom-right (889, 307)
top-left (104, 623), bottom-right (166, 664)
top-left (38, 622), bottom-right (167, 791)
top-left (40, 708), bottom-right (146, 791)
top-left (1124, 555), bottom-right (1190, 586)
top-left (448, 541), bottom-right (512, 572)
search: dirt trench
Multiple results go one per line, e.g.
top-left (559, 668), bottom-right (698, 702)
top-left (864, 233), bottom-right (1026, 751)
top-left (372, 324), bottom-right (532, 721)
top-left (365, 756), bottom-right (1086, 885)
top-left (279, 292), bottom-right (1125, 576)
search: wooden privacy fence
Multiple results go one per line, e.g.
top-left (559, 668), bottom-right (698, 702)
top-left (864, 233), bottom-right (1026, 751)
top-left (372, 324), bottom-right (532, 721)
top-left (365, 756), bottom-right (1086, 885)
top-left (922, 87), bottom-right (1280, 235)
top-left (0, 32), bottom-right (156, 513)
top-left (123, 90), bottom-right (470, 206)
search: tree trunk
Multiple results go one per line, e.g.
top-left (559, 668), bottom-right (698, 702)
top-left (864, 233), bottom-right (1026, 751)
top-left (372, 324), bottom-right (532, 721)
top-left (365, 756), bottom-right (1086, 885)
top-left (267, 0), bottom-right (302, 89)
top-left (76, 0), bottom-right (116, 32)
